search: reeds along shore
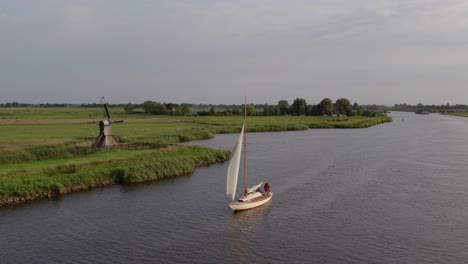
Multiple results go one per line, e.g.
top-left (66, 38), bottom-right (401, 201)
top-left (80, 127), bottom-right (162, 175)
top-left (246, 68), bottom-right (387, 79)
top-left (0, 146), bottom-right (230, 207)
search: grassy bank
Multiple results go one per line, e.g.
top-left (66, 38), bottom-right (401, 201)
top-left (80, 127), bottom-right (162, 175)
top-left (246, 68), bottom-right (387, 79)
top-left (0, 109), bottom-right (391, 151)
top-left (443, 113), bottom-right (468, 118)
top-left (0, 107), bottom-right (391, 206)
top-left (0, 145), bottom-right (229, 207)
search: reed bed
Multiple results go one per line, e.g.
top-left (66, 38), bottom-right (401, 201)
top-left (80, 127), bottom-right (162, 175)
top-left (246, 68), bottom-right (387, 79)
top-left (0, 146), bottom-right (229, 206)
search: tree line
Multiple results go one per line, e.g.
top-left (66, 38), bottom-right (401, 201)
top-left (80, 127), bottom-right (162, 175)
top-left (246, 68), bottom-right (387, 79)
top-left (3, 101), bottom-right (468, 115)
top-left (0, 99), bottom-right (391, 117)
top-left (132, 101), bottom-right (468, 116)
top-left (391, 103), bottom-right (468, 113)
top-left (133, 98), bottom-right (387, 117)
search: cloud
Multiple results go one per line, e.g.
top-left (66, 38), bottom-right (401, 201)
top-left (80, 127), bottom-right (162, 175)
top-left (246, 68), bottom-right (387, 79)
top-left (0, 12), bottom-right (9, 22)
top-left (1, 0), bottom-right (468, 104)
top-left (61, 4), bottom-right (97, 38)
top-left (0, 12), bottom-right (22, 32)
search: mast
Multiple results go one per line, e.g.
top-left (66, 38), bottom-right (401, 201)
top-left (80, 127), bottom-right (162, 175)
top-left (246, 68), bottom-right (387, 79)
top-left (243, 96), bottom-right (247, 195)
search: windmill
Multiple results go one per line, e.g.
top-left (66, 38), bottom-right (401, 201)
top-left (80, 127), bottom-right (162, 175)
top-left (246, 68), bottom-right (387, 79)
top-left (92, 97), bottom-right (124, 148)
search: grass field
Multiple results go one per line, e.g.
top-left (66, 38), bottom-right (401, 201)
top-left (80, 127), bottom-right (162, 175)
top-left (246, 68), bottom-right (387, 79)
top-left (444, 113), bottom-right (468, 118)
top-left (0, 107), bottom-right (392, 148)
top-left (0, 107), bottom-right (392, 206)
top-left (0, 106), bottom-right (144, 119)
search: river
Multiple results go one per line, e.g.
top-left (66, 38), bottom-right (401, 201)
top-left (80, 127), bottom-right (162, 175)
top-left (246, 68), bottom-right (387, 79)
top-left (1, 112), bottom-right (468, 264)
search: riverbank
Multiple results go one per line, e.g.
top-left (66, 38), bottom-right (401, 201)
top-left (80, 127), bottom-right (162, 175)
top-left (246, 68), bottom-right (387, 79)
top-left (0, 145), bottom-right (229, 207)
top-left (443, 112), bottom-right (468, 118)
top-left (0, 107), bottom-right (391, 207)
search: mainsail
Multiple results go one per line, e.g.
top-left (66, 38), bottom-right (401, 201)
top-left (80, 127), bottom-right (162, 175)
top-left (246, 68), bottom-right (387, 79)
top-left (226, 124), bottom-right (245, 201)
top-left (246, 182), bottom-right (263, 194)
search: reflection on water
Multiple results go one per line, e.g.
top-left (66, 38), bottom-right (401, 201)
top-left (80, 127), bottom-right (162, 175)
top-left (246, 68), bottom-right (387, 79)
top-left (1, 112), bottom-right (468, 263)
top-left (224, 202), bottom-right (274, 262)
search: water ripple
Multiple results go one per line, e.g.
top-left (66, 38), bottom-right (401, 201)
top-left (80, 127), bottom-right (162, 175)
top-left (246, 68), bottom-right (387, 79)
top-left (2, 112), bottom-right (468, 263)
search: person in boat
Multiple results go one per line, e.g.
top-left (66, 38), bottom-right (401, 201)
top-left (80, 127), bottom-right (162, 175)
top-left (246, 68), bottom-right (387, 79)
top-left (264, 182), bottom-right (270, 194)
top-left (256, 186), bottom-right (263, 194)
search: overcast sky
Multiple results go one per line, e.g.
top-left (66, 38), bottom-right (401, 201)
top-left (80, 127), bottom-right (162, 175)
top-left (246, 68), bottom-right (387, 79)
top-left (1, 0), bottom-right (467, 105)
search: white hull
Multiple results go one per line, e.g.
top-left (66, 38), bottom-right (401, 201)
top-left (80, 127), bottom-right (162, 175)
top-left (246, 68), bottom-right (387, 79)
top-left (229, 192), bottom-right (273, 211)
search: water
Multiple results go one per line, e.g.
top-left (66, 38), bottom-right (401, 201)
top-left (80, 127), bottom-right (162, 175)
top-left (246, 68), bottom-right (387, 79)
top-left (1, 112), bottom-right (468, 264)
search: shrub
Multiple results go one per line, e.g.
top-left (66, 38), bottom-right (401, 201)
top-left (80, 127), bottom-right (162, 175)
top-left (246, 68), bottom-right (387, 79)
top-left (26, 145), bottom-right (70, 160)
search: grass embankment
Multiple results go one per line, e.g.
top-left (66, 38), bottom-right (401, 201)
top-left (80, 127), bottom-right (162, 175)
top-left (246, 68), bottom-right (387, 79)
top-left (0, 109), bottom-right (391, 151)
top-left (0, 145), bottom-right (229, 207)
top-left (443, 113), bottom-right (468, 118)
top-left (0, 107), bottom-right (391, 206)
top-left (183, 115), bottom-right (392, 132)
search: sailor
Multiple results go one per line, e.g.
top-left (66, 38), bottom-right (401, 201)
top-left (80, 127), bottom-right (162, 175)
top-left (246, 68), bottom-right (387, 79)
top-left (264, 182), bottom-right (270, 193)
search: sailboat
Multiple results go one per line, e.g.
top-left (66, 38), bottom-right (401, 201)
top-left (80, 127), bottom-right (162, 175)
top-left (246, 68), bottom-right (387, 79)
top-left (226, 98), bottom-right (273, 211)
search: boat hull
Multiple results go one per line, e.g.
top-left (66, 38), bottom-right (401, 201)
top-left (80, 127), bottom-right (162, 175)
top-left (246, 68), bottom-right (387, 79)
top-left (229, 192), bottom-right (273, 211)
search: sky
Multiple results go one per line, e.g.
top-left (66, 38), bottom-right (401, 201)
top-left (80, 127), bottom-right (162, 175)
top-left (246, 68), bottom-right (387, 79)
top-left (1, 0), bottom-right (467, 105)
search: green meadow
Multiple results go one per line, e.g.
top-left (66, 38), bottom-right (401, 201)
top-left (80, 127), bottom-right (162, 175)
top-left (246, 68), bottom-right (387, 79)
top-left (0, 107), bottom-right (392, 206)
top-left (444, 112), bottom-right (468, 118)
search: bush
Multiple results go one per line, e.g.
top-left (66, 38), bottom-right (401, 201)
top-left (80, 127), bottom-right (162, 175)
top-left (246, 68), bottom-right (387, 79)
top-left (49, 182), bottom-right (65, 195)
top-left (0, 151), bottom-right (34, 165)
top-left (26, 145), bottom-right (70, 160)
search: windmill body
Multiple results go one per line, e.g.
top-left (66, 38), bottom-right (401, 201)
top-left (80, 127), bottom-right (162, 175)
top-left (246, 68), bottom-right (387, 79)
top-left (93, 100), bottom-right (123, 148)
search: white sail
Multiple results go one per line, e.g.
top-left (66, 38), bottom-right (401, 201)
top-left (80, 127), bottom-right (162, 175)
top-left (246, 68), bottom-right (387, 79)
top-left (226, 124), bottom-right (244, 201)
top-left (246, 182), bottom-right (263, 194)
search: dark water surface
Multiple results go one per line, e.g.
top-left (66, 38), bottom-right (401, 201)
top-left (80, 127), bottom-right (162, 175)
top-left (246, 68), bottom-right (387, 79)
top-left (1, 112), bottom-right (468, 264)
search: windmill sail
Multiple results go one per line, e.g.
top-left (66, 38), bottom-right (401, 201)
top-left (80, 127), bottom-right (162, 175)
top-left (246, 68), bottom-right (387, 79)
top-left (226, 124), bottom-right (245, 201)
top-left (104, 103), bottom-right (111, 120)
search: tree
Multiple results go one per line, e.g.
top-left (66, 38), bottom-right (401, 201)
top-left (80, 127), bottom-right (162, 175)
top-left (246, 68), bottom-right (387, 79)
top-left (318, 98), bottom-right (333, 116)
top-left (142, 101), bottom-right (157, 113)
top-left (181, 105), bottom-right (191, 116)
top-left (231, 108), bottom-right (241, 115)
top-left (310, 105), bottom-right (320, 116)
top-left (262, 105), bottom-right (278, 116)
top-left (124, 103), bottom-right (134, 114)
top-left (291, 98), bottom-right (307, 116)
top-left (335, 98), bottom-right (352, 116)
top-left (243, 104), bottom-right (256, 116)
top-left (152, 102), bottom-right (168, 115)
top-left (277, 100), bottom-right (289, 115)
top-left (271, 107), bottom-right (280, 116)
top-left (142, 101), bottom-right (168, 115)
top-left (352, 102), bottom-right (364, 116)
top-left (263, 105), bottom-right (272, 116)
top-left (165, 103), bottom-right (179, 110)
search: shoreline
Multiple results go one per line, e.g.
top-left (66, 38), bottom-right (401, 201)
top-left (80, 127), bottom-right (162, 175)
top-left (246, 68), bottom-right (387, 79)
top-left (0, 159), bottom-right (227, 208)
top-left (0, 115), bottom-right (392, 208)
top-left (0, 146), bottom-right (229, 208)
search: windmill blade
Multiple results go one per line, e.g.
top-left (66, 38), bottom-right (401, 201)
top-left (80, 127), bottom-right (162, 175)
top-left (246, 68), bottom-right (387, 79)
top-left (104, 103), bottom-right (111, 120)
top-left (99, 97), bottom-right (111, 120)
